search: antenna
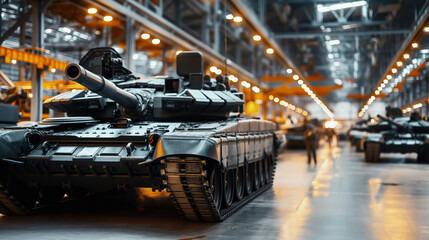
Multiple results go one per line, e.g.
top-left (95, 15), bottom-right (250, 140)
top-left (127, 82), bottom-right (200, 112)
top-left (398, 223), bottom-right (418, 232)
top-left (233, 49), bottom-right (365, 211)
top-left (223, 0), bottom-right (230, 90)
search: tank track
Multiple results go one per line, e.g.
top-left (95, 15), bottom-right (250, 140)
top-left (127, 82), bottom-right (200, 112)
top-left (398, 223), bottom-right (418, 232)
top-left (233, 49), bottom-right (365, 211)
top-left (0, 183), bottom-right (30, 216)
top-left (162, 155), bottom-right (278, 221)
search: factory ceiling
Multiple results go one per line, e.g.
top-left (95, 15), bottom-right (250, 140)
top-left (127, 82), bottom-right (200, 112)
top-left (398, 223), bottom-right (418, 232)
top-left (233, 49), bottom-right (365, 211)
top-left (245, 0), bottom-right (427, 102)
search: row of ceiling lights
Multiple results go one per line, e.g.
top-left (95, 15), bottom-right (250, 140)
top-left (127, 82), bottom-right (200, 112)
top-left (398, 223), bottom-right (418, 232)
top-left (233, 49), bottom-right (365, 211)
top-left (226, 12), bottom-right (333, 118)
top-left (225, 13), bottom-right (274, 55)
top-left (403, 102), bottom-right (424, 113)
top-left (358, 30), bottom-right (424, 118)
top-left (292, 74), bottom-right (333, 118)
top-left (208, 65), bottom-right (261, 93)
top-left (268, 95), bottom-right (308, 116)
top-left (88, 8), bottom-right (113, 22)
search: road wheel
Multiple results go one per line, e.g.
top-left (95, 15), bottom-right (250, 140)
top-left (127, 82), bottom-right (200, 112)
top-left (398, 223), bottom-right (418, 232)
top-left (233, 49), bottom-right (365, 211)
top-left (244, 163), bottom-right (253, 195)
top-left (208, 165), bottom-right (223, 211)
top-left (222, 169), bottom-right (234, 208)
top-left (365, 142), bottom-right (380, 163)
top-left (253, 161), bottom-right (261, 190)
top-left (234, 167), bottom-right (245, 201)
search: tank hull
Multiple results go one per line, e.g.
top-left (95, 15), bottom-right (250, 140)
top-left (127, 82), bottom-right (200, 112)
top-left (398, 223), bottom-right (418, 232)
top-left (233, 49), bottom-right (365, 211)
top-left (0, 118), bottom-right (281, 221)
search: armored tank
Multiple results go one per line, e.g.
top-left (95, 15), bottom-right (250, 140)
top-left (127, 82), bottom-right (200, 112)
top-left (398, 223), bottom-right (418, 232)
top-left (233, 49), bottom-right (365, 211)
top-left (0, 48), bottom-right (283, 221)
top-left (363, 113), bottom-right (429, 163)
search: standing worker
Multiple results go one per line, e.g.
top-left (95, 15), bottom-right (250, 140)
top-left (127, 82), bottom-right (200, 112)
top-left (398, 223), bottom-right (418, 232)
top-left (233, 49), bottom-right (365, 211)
top-left (304, 124), bottom-right (317, 165)
top-left (326, 128), bottom-right (336, 148)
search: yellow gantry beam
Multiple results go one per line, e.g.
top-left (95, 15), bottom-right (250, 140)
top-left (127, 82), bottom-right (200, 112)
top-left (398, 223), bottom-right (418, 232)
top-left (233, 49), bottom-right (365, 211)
top-left (0, 46), bottom-right (69, 72)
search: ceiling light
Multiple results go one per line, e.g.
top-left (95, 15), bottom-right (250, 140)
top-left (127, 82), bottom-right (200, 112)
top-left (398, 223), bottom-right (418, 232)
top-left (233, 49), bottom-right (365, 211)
top-left (11, 59), bottom-right (17, 64)
top-left (424, 27), bottom-right (429, 32)
top-left (387, 75), bottom-right (392, 80)
top-left (152, 38), bottom-right (160, 45)
top-left (412, 42), bottom-right (419, 48)
top-left (391, 68), bottom-right (397, 73)
top-left (252, 86), bottom-right (260, 93)
top-left (403, 53), bottom-right (410, 59)
top-left (286, 68), bottom-right (293, 74)
top-left (210, 66), bottom-right (217, 72)
top-left (297, 80), bottom-right (303, 85)
top-left (396, 61), bottom-right (402, 67)
top-left (50, 68), bottom-right (56, 73)
top-left (88, 8), bottom-right (97, 14)
top-left (141, 33), bottom-right (150, 39)
top-left (383, 79), bottom-right (388, 84)
top-left (269, 95), bottom-right (274, 100)
top-left (327, 39), bottom-right (340, 45)
top-left (215, 69), bottom-right (222, 75)
top-left (317, 1), bottom-right (367, 12)
top-left (378, 87), bottom-right (382, 91)
top-left (103, 15), bottom-right (113, 22)
top-left (274, 97), bottom-right (279, 103)
top-left (233, 16), bottom-right (243, 23)
top-left (253, 35), bottom-right (261, 41)
top-left (293, 75), bottom-right (299, 80)
top-left (226, 14), bottom-right (234, 20)
top-left (381, 83), bottom-right (385, 87)
top-left (266, 48), bottom-right (274, 54)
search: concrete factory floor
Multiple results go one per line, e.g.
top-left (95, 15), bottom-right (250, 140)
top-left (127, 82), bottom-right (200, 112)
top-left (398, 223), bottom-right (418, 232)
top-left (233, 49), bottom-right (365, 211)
top-left (1, 142), bottom-right (429, 240)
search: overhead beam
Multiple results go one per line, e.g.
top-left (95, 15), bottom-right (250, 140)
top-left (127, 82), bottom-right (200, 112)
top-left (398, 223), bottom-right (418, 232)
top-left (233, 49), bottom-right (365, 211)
top-left (275, 29), bottom-right (409, 39)
top-left (0, 0), bottom-right (53, 44)
top-left (0, 8), bottom-right (32, 44)
top-left (292, 20), bottom-right (391, 28)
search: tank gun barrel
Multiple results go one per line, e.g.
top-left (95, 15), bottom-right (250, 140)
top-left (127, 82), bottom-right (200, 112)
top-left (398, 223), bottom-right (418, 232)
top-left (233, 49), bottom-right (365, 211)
top-left (65, 64), bottom-right (138, 109)
top-left (377, 114), bottom-right (404, 129)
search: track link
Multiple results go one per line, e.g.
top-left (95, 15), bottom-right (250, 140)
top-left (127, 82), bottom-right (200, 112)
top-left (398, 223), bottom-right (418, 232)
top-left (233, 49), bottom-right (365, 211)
top-left (162, 155), bottom-right (278, 222)
top-left (0, 183), bottom-right (30, 216)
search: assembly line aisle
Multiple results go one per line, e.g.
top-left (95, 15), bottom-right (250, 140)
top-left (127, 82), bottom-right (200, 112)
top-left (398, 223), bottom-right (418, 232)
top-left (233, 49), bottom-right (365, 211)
top-left (0, 143), bottom-right (429, 240)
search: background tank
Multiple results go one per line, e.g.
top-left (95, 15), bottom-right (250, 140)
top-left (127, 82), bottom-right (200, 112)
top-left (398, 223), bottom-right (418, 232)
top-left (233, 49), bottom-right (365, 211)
top-left (0, 47), bottom-right (284, 221)
top-left (363, 112), bottom-right (429, 163)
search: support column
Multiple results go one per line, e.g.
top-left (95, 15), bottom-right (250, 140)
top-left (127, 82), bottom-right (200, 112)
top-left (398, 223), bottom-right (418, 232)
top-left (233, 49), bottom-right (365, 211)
top-left (125, 15), bottom-right (136, 72)
top-left (19, 13), bottom-right (26, 82)
top-left (213, 0), bottom-right (220, 52)
top-left (162, 47), bottom-right (168, 75)
top-left (31, 0), bottom-right (44, 122)
top-left (201, 1), bottom-right (210, 44)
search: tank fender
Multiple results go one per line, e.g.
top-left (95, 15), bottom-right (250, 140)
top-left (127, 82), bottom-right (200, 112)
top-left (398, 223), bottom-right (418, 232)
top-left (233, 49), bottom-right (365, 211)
top-left (153, 135), bottom-right (220, 162)
top-left (0, 129), bottom-right (30, 159)
top-left (365, 133), bottom-right (383, 142)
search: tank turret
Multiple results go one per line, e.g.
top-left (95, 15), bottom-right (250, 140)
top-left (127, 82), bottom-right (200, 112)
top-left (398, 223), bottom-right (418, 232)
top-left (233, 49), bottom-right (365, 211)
top-left (45, 47), bottom-right (244, 121)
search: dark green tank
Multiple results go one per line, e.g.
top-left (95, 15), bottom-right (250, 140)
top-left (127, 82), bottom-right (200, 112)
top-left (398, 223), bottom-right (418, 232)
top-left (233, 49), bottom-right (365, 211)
top-left (0, 47), bottom-right (284, 221)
